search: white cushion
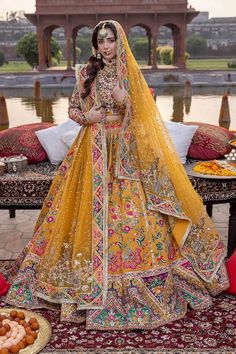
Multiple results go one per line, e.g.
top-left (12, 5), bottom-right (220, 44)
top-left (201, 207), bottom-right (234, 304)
top-left (60, 127), bottom-right (81, 148)
top-left (35, 119), bottom-right (80, 164)
top-left (164, 121), bottom-right (198, 164)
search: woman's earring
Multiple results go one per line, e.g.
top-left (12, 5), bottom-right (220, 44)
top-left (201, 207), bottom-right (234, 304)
top-left (96, 51), bottom-right (101, 59)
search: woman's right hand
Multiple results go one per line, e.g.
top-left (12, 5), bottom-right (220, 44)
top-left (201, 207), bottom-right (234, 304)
top-left (86, 104), bottom-right (105, 124)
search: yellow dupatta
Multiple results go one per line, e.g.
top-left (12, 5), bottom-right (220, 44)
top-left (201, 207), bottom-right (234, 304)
top-left (107, 21), bottom-right (225, 283)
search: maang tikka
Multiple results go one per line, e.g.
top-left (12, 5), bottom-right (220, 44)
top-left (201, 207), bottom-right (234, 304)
top-left (98, 22), bottom-right (108, 39)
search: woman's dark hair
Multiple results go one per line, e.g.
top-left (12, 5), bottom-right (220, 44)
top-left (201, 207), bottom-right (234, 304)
top-left (81, 22), bottom-right (117, 99)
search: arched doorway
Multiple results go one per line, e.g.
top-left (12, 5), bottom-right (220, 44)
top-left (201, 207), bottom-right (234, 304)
top-left (128, 25), bottom-right (151, 66)
top-left (157, 23), bottom-right (186, 68)
top-left (72, 26), bottom-right (93, 65)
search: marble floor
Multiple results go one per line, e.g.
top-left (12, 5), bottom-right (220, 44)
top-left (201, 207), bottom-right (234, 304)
top-left (0, 204), bottom-right (230, 259)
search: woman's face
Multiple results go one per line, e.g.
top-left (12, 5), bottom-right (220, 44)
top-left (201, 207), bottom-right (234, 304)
top-left (97, 27), bottom-right (116, 60)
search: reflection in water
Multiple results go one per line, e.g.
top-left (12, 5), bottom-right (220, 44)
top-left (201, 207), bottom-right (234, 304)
top-left (172, 96), bottom-right (184, 122)
top-left (35, 99), bottom-right (54, 122)
top-left (21, 98), bottom-right (37, 109)
top-left (184, 97), bottom-right (192, 115)
top-left (21, 98), bottom-right (55, 123)
top-left (35, 99), bottom-right (41, 117)
top-left (219, 94), bottom-right (231, 130)
top-left (0, 96), bottom-right (9, 130)
top-left (1, 86), bottom-right (236, 130)
top-left (41, 100), bottom-right (54, 122)
top-left (0, 124), bottom-right (9, 131)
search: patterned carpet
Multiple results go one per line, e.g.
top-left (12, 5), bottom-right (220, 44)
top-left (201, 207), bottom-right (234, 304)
top-left (0, 260), bottom-right (236, 354)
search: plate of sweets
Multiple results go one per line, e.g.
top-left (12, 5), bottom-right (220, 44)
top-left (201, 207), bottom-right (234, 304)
top-left (191, 159), bottom-right (236, 179)
top-left (225, 139), bottom-right (236, 162)
top-left (185, 159), bottom-right (236, 179)
top-left (0, 309), bottom-right (51, 354)
top-left (229, 138), bottom-right (236, 148)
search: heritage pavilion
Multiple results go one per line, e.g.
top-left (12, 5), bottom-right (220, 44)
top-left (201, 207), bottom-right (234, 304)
top-left (25, 0), bottom-right (198, 70)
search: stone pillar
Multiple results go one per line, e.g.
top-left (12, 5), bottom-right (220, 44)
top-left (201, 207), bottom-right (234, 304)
top-left (122, 15), bottom-right (128, 36)
top-left (176, 27), bottom-right (186, 69)
top-left (43, 34), bottom-right (51, 67)
top-left (173, 33), bottom-right (178, 65)
top-left (47, 35), bottom-right (52, 66)
top-left (147, 32), bottom-right (152, 66)
top-left (151, 32), bottom-right (157, 69)
top-left (65, 26), bottom-right (72, 70)
top-left (72, 34), bottom-right (77, 67)
top-left (37, 29), bottom-right (46, 70)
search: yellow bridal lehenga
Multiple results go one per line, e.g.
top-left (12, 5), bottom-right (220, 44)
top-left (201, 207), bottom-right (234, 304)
top-left (6, 21), bottom-right (229, 330)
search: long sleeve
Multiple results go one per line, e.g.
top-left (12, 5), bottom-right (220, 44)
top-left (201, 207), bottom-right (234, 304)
top-left (68, 85), bottom-right (87, 125)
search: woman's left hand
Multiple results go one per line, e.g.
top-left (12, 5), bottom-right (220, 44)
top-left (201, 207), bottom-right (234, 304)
top-left (112, 80), bottom-right (126, 104)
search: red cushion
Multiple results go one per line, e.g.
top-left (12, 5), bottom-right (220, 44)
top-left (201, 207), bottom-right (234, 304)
top-left (184, 122), bottom-right (235, 160)
top-left (0, 123), bottom-right (54, 163)
top-left (225, 250), bottom-right (236, 294)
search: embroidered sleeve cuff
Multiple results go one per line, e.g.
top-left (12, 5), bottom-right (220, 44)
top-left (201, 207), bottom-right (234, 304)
top-left (68, 107), bottom-right (89, 125)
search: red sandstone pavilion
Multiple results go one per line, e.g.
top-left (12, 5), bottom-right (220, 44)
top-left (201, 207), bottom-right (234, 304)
top-left (25, 0), bottom-right (198, 70)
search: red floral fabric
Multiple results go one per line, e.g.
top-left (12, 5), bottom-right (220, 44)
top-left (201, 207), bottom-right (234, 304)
top-left (184, 122), bottom-right (235, 160)
top-left (0, 123), bottom-right (54, 163)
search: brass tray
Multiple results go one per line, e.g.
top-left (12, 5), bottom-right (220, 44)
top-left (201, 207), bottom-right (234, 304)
top-left (185, 161), bottom-right (236, 180)
top-left (0, 308), bottom-right (52, 354)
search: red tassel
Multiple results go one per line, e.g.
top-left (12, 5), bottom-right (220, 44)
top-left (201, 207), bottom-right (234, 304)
top-left (149, 87), bottom-right (155, 98)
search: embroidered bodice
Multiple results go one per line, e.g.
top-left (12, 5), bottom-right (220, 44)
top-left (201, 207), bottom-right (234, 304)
top-left (68, 60), bottom-right (126, 125)
top-left (97, 60), bottom-right (121, 115)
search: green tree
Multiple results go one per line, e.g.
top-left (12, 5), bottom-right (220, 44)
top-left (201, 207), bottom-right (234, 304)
top-left (156, 47), bottom-right (161, 63)
top-left (77, 35), bottom-right (92, 63)
top-left (17, 32), bottom-right (38, 67)
top-left (51, 37), bottom-right (62, 63)
top-left (186, 35), bottom-right (207, 56)
top-left (0, 50), bottom-right (5, 67)
top-left (76, 47), bottom-right (82, 62)
top-left (131, 38), bottom-right (148, 61)
top-left (17, 33), bottom-right (61, 68)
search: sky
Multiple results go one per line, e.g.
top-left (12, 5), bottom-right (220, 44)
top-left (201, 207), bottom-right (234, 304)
top-left (0, 0), bottom-right (236, 18)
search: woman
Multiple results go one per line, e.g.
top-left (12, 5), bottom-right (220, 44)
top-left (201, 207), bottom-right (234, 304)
top-left (6, 20), bottom-right (228, 330)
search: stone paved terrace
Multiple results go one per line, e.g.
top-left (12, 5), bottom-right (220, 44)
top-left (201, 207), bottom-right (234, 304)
top-left (0, 204), bottom-right (230, 260)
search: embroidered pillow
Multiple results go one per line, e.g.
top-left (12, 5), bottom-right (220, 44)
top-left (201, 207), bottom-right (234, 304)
top-left (0, 123), bottom-right (54, 163)
top-left (184, 122), bottom-right (235, 160)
